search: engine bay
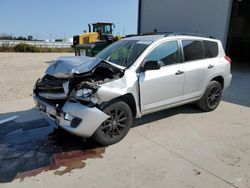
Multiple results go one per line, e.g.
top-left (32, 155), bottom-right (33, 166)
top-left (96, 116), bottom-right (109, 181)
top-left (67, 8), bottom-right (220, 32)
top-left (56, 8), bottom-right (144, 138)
top-left (34, 61), bottom-right (124, 106)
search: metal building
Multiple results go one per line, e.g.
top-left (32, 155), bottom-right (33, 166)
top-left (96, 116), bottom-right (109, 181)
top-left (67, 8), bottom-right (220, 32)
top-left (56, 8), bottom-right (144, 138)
top-left (138, 0), bottom-right (250, 61)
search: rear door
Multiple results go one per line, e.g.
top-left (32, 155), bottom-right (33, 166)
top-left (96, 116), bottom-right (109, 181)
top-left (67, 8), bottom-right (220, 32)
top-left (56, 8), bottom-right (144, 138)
top-left (139, 40), bottom-right (184, 113)
top-left (181, 40), bottom-right (216, 100)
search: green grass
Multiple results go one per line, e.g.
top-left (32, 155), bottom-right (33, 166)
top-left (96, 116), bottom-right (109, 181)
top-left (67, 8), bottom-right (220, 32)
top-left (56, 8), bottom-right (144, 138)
top-left (37, 47), bottom-right (74, 53)
top-left (0, 42), bottom-right (74, 53)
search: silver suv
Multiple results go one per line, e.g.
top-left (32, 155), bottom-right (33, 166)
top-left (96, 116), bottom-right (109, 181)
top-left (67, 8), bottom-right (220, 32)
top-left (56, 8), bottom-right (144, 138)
top-left (34, 34), bottom-right (232, 145)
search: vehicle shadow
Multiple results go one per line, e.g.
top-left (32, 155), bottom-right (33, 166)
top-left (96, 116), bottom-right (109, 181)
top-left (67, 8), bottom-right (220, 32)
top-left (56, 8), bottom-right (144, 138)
top-left (0, 108), bottom-right (104, 183)
top-left (0, 103), bottom-right (202, 183)
top-left (133, 104), bottom-right (202, 127)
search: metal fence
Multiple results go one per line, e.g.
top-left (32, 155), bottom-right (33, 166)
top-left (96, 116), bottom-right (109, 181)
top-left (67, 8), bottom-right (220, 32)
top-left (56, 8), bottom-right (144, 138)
top-left (0, 40), bottom-right (72, 48)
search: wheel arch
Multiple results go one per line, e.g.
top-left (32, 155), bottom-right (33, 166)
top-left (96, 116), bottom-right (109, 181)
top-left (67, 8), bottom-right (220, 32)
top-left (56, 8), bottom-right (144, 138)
top-left (211, 76), bottom-right (224, 89)
top-left (99, 93), bottom-right (137, 118)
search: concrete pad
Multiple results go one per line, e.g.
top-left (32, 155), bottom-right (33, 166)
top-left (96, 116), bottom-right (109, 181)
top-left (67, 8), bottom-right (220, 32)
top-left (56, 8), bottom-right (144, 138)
top-left (0, 98), bottom-right (245, 188)
top-left (0, 53), bottom-right (250, 188)
top-left (0, 128), bottom-right (233, 188)
top-left (134, 101), bottom-right (250, 188)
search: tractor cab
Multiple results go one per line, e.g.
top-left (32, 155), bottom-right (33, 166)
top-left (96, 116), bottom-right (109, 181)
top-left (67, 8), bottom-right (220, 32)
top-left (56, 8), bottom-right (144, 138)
top-left (90, 22), bottom-right (115, 42)
top-left (73, 22), bottom-right (115, 46)
top-left (92, 22), bottom-right (114, 35)
top-left (74, 22), bottom-right (122, 56)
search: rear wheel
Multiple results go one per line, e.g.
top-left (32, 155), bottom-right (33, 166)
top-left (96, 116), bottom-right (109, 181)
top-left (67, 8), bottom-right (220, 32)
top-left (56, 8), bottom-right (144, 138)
top-left (92, 101), bottom-right (132, 146)
top-left (198, 81), bottom-right (222, 112)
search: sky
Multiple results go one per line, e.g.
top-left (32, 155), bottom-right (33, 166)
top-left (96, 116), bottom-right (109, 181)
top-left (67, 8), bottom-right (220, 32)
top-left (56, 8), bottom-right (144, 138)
top-left (0, 0), bottom-right (138, 40)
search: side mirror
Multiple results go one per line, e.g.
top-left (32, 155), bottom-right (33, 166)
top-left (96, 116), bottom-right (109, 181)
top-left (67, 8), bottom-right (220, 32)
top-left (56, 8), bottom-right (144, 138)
top-left (141, 60), bottom-right (161, 72)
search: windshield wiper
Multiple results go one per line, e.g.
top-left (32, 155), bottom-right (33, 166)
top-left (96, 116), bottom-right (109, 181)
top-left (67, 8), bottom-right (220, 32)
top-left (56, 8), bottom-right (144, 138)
top-left (101, 59), bottom-right (126, 70)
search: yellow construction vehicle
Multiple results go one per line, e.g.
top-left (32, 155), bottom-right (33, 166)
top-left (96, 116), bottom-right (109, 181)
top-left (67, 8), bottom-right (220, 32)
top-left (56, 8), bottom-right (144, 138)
top-left (73, 22), bottom-right (121, 46)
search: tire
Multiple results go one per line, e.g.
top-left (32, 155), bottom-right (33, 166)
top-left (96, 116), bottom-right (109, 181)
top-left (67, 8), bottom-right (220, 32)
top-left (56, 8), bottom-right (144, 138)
top-left (197, 81), bottom-right (222, 112)
top-left (92, 101), bottom-right (133, 146)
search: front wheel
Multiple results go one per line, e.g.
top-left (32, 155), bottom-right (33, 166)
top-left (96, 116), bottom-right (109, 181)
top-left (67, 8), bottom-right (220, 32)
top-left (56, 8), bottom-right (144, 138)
top-left (92, 101), bottom-right (133, 146)
top-left (197, 81), bottom-right (222, 112)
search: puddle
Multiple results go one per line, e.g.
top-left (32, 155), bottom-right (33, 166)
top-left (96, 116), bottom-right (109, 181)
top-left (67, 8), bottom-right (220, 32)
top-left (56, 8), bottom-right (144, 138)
top-left (0, 119), bottom-right (105, 183)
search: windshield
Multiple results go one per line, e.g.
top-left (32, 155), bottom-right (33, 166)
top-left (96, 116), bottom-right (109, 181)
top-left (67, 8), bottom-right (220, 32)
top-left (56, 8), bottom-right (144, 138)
top-left (93, 24), bottom-right (112, 34)
top-left (95, 40), bottom-right (151, 68)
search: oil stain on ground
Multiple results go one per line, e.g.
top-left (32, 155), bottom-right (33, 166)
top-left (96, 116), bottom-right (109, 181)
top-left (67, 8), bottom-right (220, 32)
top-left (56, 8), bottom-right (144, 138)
top-left (0, 119), bottom-right (105, 183)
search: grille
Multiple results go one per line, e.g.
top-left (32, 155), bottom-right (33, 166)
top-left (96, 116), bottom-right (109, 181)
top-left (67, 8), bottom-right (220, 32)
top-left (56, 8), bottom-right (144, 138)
top-left (35, 75), bottom-right (68, 97)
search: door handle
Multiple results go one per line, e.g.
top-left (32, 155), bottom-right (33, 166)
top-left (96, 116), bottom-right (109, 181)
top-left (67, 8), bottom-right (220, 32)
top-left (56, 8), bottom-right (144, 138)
top-left (208, 65), bottom-right (214, 69)
top-left (175, 70), bottom-right (184, 75)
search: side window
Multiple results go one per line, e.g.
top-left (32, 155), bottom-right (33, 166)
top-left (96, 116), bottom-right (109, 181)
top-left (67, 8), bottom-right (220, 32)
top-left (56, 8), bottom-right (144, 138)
top-left (203, 41), bottom-right (219, 58)
top-left (182, 40), bottom-right (205, 61)
top-left (145, 41), bottom-right (180, 66)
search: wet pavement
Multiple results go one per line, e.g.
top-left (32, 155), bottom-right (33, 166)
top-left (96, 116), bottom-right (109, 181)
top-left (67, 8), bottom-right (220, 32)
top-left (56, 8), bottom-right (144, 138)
top-left (0, 119), bottom-right (105, 183)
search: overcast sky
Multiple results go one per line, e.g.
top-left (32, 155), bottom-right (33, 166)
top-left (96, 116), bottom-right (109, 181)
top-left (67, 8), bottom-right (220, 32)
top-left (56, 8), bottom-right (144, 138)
top-left (1, 0), bottom-right (138, 40)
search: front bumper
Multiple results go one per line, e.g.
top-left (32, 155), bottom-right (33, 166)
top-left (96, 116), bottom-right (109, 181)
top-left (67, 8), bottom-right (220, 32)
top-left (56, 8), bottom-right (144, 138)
top-left (34, 96), bottom-right (109, 137)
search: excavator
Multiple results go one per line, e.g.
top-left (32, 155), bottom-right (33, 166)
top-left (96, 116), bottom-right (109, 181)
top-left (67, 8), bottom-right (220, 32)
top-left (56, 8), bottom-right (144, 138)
top-left (73, 22), bottom-right (123, 57)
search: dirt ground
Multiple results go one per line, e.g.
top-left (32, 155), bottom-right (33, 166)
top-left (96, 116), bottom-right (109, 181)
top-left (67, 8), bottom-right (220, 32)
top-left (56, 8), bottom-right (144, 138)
top-left (0, 53), bottom-right (73, 102)
top-left (0, 53), bottom-right (250, 188)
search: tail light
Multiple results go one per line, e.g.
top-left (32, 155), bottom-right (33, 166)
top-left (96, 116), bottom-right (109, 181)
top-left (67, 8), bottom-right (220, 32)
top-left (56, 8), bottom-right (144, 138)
top-left (224, 55), bottom-right (231, 63)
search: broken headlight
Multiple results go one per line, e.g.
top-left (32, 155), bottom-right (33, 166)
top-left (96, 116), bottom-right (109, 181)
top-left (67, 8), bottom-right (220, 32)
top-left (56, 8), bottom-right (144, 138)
top-left (74, 88), bottom-right (98, 104)
top-left (75, 88), bottom-right (93, 98)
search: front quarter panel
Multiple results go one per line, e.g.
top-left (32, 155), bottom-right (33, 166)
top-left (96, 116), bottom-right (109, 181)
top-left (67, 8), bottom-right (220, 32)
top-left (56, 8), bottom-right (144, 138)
top-left (95, 70), bottom-right (141, 117)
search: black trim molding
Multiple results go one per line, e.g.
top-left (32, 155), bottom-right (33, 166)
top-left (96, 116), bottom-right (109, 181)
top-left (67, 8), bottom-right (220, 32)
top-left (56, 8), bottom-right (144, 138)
top-left (137, 0), bottom-right (142, 34)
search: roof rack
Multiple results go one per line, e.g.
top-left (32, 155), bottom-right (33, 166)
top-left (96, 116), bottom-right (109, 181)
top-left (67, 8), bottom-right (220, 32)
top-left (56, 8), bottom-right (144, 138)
top-left (165, 32), bottom-right (215, 39)
top-left (143, 32), bottom-right (172, 35)
top-left (125, 32), bottom-right (215, 39)
top-left (125, 32), bottom-right (172, 38)
top-left (124, 34), bottom-right (139, 38)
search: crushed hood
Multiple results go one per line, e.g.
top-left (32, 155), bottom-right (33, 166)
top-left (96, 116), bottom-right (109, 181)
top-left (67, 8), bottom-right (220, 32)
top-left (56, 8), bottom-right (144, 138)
top-left (46, 56), bottom-right (101, 78)
top-left (46, 56), bottom-right (125, 78)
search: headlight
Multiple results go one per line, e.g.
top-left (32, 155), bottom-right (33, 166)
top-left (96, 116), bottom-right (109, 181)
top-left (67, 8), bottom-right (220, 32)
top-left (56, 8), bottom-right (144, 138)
top-left (75, 88), bottom-right (93, 98)
top-left (74, 88), bottom-right (98, 104)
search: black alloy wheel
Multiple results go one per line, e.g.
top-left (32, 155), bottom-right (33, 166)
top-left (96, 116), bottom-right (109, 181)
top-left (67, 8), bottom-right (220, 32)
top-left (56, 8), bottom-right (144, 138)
top-left (207, 85), bottom-right (221, 109)
top-left (92, 101), bottom-right (132, 146)
top-left (198, 81), bottom-right (222, 112)
top-left (101, 108), bottom-right (128, 138)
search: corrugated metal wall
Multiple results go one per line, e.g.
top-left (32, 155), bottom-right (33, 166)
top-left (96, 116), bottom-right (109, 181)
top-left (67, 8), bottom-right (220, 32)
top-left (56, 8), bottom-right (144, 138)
top-left (139, 0), bottom-right (233, 47)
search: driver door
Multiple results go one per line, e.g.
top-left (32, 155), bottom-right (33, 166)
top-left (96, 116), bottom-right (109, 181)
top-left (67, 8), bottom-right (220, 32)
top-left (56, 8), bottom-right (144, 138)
top-left (139, 40), bottom-right (185, 114)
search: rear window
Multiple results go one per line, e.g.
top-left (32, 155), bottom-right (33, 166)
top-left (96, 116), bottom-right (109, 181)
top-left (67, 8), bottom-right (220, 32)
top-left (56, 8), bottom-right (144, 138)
top-left (182, 40), bottom-right (205, 61)
top-left (203, 41), bottom-right (219, 58)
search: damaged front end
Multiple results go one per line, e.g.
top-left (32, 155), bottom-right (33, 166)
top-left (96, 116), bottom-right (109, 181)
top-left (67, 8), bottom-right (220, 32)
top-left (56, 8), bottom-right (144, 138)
top-left (33, 56), bottom-right (125, 137)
